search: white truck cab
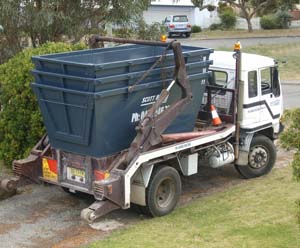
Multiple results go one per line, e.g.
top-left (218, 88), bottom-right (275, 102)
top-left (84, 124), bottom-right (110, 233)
top-left (208, 51), bottom-right (283, 171)
top-left (209, 51), bottom-right (283, 134)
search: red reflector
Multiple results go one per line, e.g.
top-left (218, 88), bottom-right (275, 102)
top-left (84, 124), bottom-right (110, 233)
top-left (187, 24), bottom-right (191, 28)
top-left (47, 159), bottom-right (58, 174)
top-left (94, 170), bottom-right (110, 180)
top-left (169, 24), bottom-right (175, 28)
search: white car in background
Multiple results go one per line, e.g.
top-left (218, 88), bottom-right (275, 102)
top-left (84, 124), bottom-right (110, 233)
top-left (163, 15), bottom-right (191, 38)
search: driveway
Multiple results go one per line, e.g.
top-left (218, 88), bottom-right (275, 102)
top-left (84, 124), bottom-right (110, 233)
top-left (0, 148), bottom-right (294, 248)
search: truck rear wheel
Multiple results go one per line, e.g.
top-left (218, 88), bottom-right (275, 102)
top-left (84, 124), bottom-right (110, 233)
top-left (143, 165), bottom-right (181, 217)
top-left (235, 135), bottom-right (276, 179)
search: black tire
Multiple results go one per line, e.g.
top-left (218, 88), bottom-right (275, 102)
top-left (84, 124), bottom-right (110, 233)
top-left (168, 32), bottom-right (173, 38)
top-left (235, 135), bottom-right (276, 179)
top-left (142, 165), bottom-right (181, 217)
top-left (185, 32), bottom-right (191, 38)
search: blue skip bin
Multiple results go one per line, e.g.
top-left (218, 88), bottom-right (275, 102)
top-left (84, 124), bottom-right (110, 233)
top-left (31, 44), bottom-right (213, 158)
top-left (31, 72), bottom-right (210, 158)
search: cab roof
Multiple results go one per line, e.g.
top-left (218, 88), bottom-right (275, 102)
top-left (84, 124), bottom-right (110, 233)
top-left (209, 51), bottom-right (275, 71)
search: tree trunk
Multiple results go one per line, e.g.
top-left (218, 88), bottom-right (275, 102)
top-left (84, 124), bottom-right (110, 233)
top-left (35, 0), bottom-right (42, 10)
top-left (246, 17), bottom-right (253, 32)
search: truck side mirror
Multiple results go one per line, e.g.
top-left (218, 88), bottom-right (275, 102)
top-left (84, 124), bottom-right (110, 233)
top-left (272, 67), bottom-right (280, 97)
top-left (208, 72), bottom-right (216, 85)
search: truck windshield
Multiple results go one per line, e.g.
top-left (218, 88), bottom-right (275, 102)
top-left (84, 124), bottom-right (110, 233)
top-left (173, 16), bottom-right (188, 22)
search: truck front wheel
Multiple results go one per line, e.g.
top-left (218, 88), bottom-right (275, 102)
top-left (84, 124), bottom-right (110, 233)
top-left (235, 135), bottom-right (276, 179)
top-left (143, 165), bottom-right (181, 217)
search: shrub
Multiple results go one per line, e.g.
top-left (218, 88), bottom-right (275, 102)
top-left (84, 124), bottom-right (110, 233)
top-left (0, 42), bottom-right (87, 167)
top-left (260, 15), bottom-right (281, 29)
top-left (280, 108), bottom-right (300, 181)
top-left (276, 9), bottom-right (292, 29)
top-left (136, 20), bottom-right (166, 41)
top-left (220, 10), bottom-right (236, 29)
top-left (191, 25), bottom-right (202, 33)
top-left (209, 23), bottom-right (222, 30)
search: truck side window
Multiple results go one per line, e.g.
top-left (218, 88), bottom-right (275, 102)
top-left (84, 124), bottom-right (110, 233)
top-left (248, 71), bottom-right (258, 98)
top-left (261, 68), bottom-right (272, 95)
top-left (208, 71), bottom-right (227, 87)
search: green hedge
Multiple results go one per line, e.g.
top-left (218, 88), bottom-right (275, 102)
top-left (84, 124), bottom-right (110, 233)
top-left (220, 10), bottom-right (236, 30)
top-left (0, 42), bottom-right (87, 167)
top-left (260, 15), bottom-right (281, 29)
top-left (191, 25), bottom-right (202, 33)
top-left (280, 108), bottom-right (300, 181)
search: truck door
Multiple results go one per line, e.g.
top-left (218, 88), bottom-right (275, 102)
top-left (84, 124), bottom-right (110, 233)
top-left (242, 70), bottom-right (261, 128)
top-left (258, 67), bottom-right (282, 124)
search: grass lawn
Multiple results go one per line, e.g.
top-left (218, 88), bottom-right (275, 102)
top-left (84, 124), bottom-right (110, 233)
top-left (89, 166), bottom-right (300, 248)
top-left (192, 29), bottom-right (300, 40)
top-left (218, 42), bottom-right (300, 80)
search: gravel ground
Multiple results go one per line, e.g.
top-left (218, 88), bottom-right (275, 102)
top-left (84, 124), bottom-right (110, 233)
top-left (0, 147), bottom-right (294, 248)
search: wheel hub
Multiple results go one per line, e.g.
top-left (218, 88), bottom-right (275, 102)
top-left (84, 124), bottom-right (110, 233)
top-left (156, 178), bottom-right (175, 208)
top-left (249, 146), bottom-right (268, 169)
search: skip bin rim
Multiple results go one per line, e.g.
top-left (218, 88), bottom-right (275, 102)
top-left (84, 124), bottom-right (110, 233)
top-left (32, 45), bottom-right (214, 68)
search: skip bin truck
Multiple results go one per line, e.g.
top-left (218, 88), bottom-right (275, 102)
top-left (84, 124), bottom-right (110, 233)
top-left (0, 37), bottom-right (283, 222)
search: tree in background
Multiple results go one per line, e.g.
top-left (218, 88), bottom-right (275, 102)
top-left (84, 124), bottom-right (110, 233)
top-left (0, 0), bottom-right (151, 63)
top-left (219, 0), bottom-right (275, 32)
top-left (220, 0), bottom-right (298, 32)
top-left (259, 0), bottom-right (297, 29)
top-left (191, 0), bottom-right (217, 11)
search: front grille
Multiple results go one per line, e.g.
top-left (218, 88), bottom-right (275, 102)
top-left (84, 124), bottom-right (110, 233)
top-left (94, 183), bottom-right (105, 200)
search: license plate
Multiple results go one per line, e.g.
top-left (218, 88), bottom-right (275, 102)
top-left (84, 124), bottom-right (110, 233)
top-left (67, 167), bottom-right (86, 184)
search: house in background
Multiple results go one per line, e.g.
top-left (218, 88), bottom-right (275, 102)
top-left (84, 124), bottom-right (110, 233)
top-left (143, 0), bottom-right (220, 28)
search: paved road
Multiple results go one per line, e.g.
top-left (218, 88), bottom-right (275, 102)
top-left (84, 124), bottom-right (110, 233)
top-left (180, 36), bottom-right (300, 49)
top-left (282, 83), bottom-right (300, 109)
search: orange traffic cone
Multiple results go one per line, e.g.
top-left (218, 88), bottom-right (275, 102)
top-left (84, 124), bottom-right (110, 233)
top-left (210, 105), bottom-right (222, 126)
